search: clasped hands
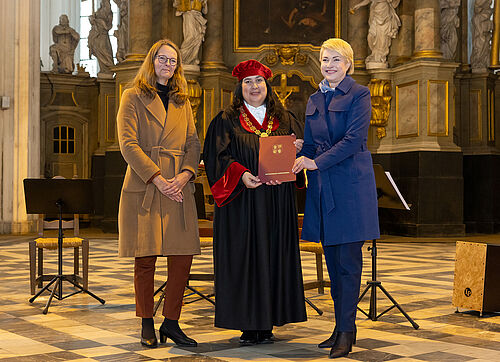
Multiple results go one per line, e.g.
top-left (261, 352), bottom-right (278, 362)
top-left (152, 170), bottom-right (192, 202)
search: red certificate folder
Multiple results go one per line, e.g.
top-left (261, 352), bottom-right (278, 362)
top-left (258, 135), bottom-right (296, 183)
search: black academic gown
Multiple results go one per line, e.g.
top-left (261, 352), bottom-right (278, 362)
top-left (203, 106), bottom-right (307, 330)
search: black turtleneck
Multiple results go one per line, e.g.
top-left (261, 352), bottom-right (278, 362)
top-left (156, 82), bottom-right (169, 112)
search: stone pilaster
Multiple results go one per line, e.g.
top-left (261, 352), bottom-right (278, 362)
top-left (347, 0), bottom-right (369, 70)
top-left (199, 0), bottom-right (233, 145)
top-left (394, 1), bottom-right (414, 65)
top-left (201, 0), bottom-right (226, 71)
top-left (0, 0), bottom-right (40, 234)
top-left (126, 0), bottom-right (153, 61)
top-left (413, 0), bottom-right (442, 59)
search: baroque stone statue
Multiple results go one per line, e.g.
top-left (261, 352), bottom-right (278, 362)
top-left (113, 0), bottom-right (128, 63)
top-left (440, 0), bottom-right (460, 60)
top-left (471, 0), bottom-right (493, 71)
top-left (49, 14), bottom-right (80, 74)
top-left (88, 0), bottom-right (114, 77)
top-left (173, 0), bottom-right (208, 65)
top-left (351, 0), bottom-right (401, 69)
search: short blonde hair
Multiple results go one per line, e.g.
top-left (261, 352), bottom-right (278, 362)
top-left (132, 39), bottom-right (188, 104)
top-left (320, 38), bottom-right (354, 75)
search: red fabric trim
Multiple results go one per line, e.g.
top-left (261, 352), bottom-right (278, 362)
top-left (210, 162), bottom-right (249, 207)
top-left (239, 105), bottom-right (279, 134)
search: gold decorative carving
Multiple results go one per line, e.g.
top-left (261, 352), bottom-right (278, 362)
top-left (491, 1), bottom-right (500, 68)
top-left (368, 79), bottom-right (392, 139)
top-left (265, 46), bottom-right (309, 66)
top-left (187, 79), bottom-right (202, 121)
top-left (278, 46), bottom-right (298, 65)
top-left (272, 74), bottom-right (299, 107)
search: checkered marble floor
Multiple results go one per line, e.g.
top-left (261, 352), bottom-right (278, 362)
top-left (1, 233), bottom-right (500, 361)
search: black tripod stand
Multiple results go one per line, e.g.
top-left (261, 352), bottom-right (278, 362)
top-left (24, 178), bottom-right (105, 314)
top-left (357, 239), bottom-right (419, 329)
top-left (356, 165), bottom-right (419, 330)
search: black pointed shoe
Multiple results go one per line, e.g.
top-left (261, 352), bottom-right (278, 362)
top-left (239, 330), bottom-right (258, 345)
top-left (140, 318), bottom-right (158, 348)
top-left (329, 331), bottom-right (354, 359)
top-left (318, 327), bottom-right (337, 348)
top-left (257, 330), bottom-right (275, 344)
top-left (319, 326), bottom-right (356, 348)
top-left (159, 318), bottom-right (197, 347)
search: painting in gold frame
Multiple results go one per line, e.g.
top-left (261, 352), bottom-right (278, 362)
top-left (234, 0), bottom-right (341, 51)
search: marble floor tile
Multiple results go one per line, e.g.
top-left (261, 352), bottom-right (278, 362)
top-left (0, 237), bottom-right (499, 361)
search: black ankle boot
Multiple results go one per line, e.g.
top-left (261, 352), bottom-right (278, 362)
top-left (329, 331), bottom-right (354, 359)
top-left (159, 318), bottom-right (197, 347)
top-left (319, 326), bottom-right (356, 348)
top-left (141, 318), bottom-right (158, 348)
top-left (318, 326), bottom-right (337, 348)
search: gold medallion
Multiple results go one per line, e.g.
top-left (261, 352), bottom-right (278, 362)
top-left (260, 133), bottom-right (268, 137)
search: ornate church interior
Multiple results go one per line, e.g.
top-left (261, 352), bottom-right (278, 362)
top-left (0, 0), bottom-right (499, 361)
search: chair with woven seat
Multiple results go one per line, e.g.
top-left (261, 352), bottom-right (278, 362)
top-left (29, 214), bottom-right (88, 295)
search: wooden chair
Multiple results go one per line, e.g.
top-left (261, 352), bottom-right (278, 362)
top-left (29, 214), bottom-right (89, 295)
top-left (299, 241), bottom-right (331, 294)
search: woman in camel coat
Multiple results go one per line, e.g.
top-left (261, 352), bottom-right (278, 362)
top-left (117, 39), bottom-right (200, 349)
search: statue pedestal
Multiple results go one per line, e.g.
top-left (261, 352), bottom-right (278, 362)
top-left (199, 70), bottom-right (236, 144)
top-left (366, 61), bottom-right (388, 70)
top-left (368, 60), bottom-right (465, 236)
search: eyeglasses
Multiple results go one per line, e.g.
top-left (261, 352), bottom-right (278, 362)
top-left (155, 55), bottom-right (177, 66)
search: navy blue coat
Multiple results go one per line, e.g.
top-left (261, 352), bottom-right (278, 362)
top-left (299, 75), bottom-right (380, 245)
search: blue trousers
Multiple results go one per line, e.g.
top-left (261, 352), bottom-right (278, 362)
top-left (323, 241), bottom-right (364, 332)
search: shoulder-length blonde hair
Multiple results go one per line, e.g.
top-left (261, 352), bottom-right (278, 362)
top-left (320, 38), bottom-right (354, 75)
top-left (132, 39), bottom-right (188, 105)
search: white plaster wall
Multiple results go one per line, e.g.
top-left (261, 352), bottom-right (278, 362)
top-left (0, 0), bottom-right (41, 233)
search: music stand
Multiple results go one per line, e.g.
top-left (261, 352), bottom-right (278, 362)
top-left (357, 164), bottom-right (419, 330)
top-left (24, 178), bottom-right (105, 314)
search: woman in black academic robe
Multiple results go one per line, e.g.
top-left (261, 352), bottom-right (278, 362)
top-left (203, 60), bottom-right (307, 345)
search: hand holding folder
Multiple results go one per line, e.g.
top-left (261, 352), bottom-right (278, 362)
top-left (258, 135), bottom-right (297, 183)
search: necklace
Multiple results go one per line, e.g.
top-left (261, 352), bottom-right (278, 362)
top-left (240, 107), bottom-right (273, 137)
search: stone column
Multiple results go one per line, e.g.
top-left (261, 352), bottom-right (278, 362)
top-left (201, 0), bottom-right (226, 70)
top-left (126, 0), bottom-right (153, 61)
top-left (413, 0), bottom-right (442, 59)
top-left (0, 0), bottom-right (40, 233)
top-left (395, 1), bottom-right (414, 65)
top-left (347, 0), bottom-right (369, 70)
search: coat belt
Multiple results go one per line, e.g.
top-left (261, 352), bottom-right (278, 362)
top-left (315, 143), bottom-right (335, 214)
top-left (141, 146), bottom-right (188, 230)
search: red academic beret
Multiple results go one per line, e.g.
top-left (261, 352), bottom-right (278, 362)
top-left (232, 60), bottom-right (273, 81)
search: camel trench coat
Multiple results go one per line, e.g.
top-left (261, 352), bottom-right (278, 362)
top-left (117, 87), bottom-right (201, 257)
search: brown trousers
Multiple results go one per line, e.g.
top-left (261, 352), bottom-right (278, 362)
top-left (134, 255), bottom-right (193, 320)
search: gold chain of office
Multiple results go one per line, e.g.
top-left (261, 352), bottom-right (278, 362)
top-left (240, 107), bottom-right (274, 137)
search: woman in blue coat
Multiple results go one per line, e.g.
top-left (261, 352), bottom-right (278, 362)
top-left (292, 38), bottom-right (380, 359)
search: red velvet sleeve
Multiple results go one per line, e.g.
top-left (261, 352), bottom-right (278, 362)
top-left (210, 162), bottom-right (248, 207)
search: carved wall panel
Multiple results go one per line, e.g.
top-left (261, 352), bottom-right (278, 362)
top-left (427, 80), bottom-right (448, 136)
top-left (396, 81), bottom-right (419, 138)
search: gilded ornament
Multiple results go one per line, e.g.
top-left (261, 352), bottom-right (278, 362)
top-left (278, 46), bottom-right (299, 65)
top-left (240, 107), bottom-right (274, 137)
top-left (368, 79), bottom-right (392, 139)
top-left (187, 79), bottom-right (202, 121)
